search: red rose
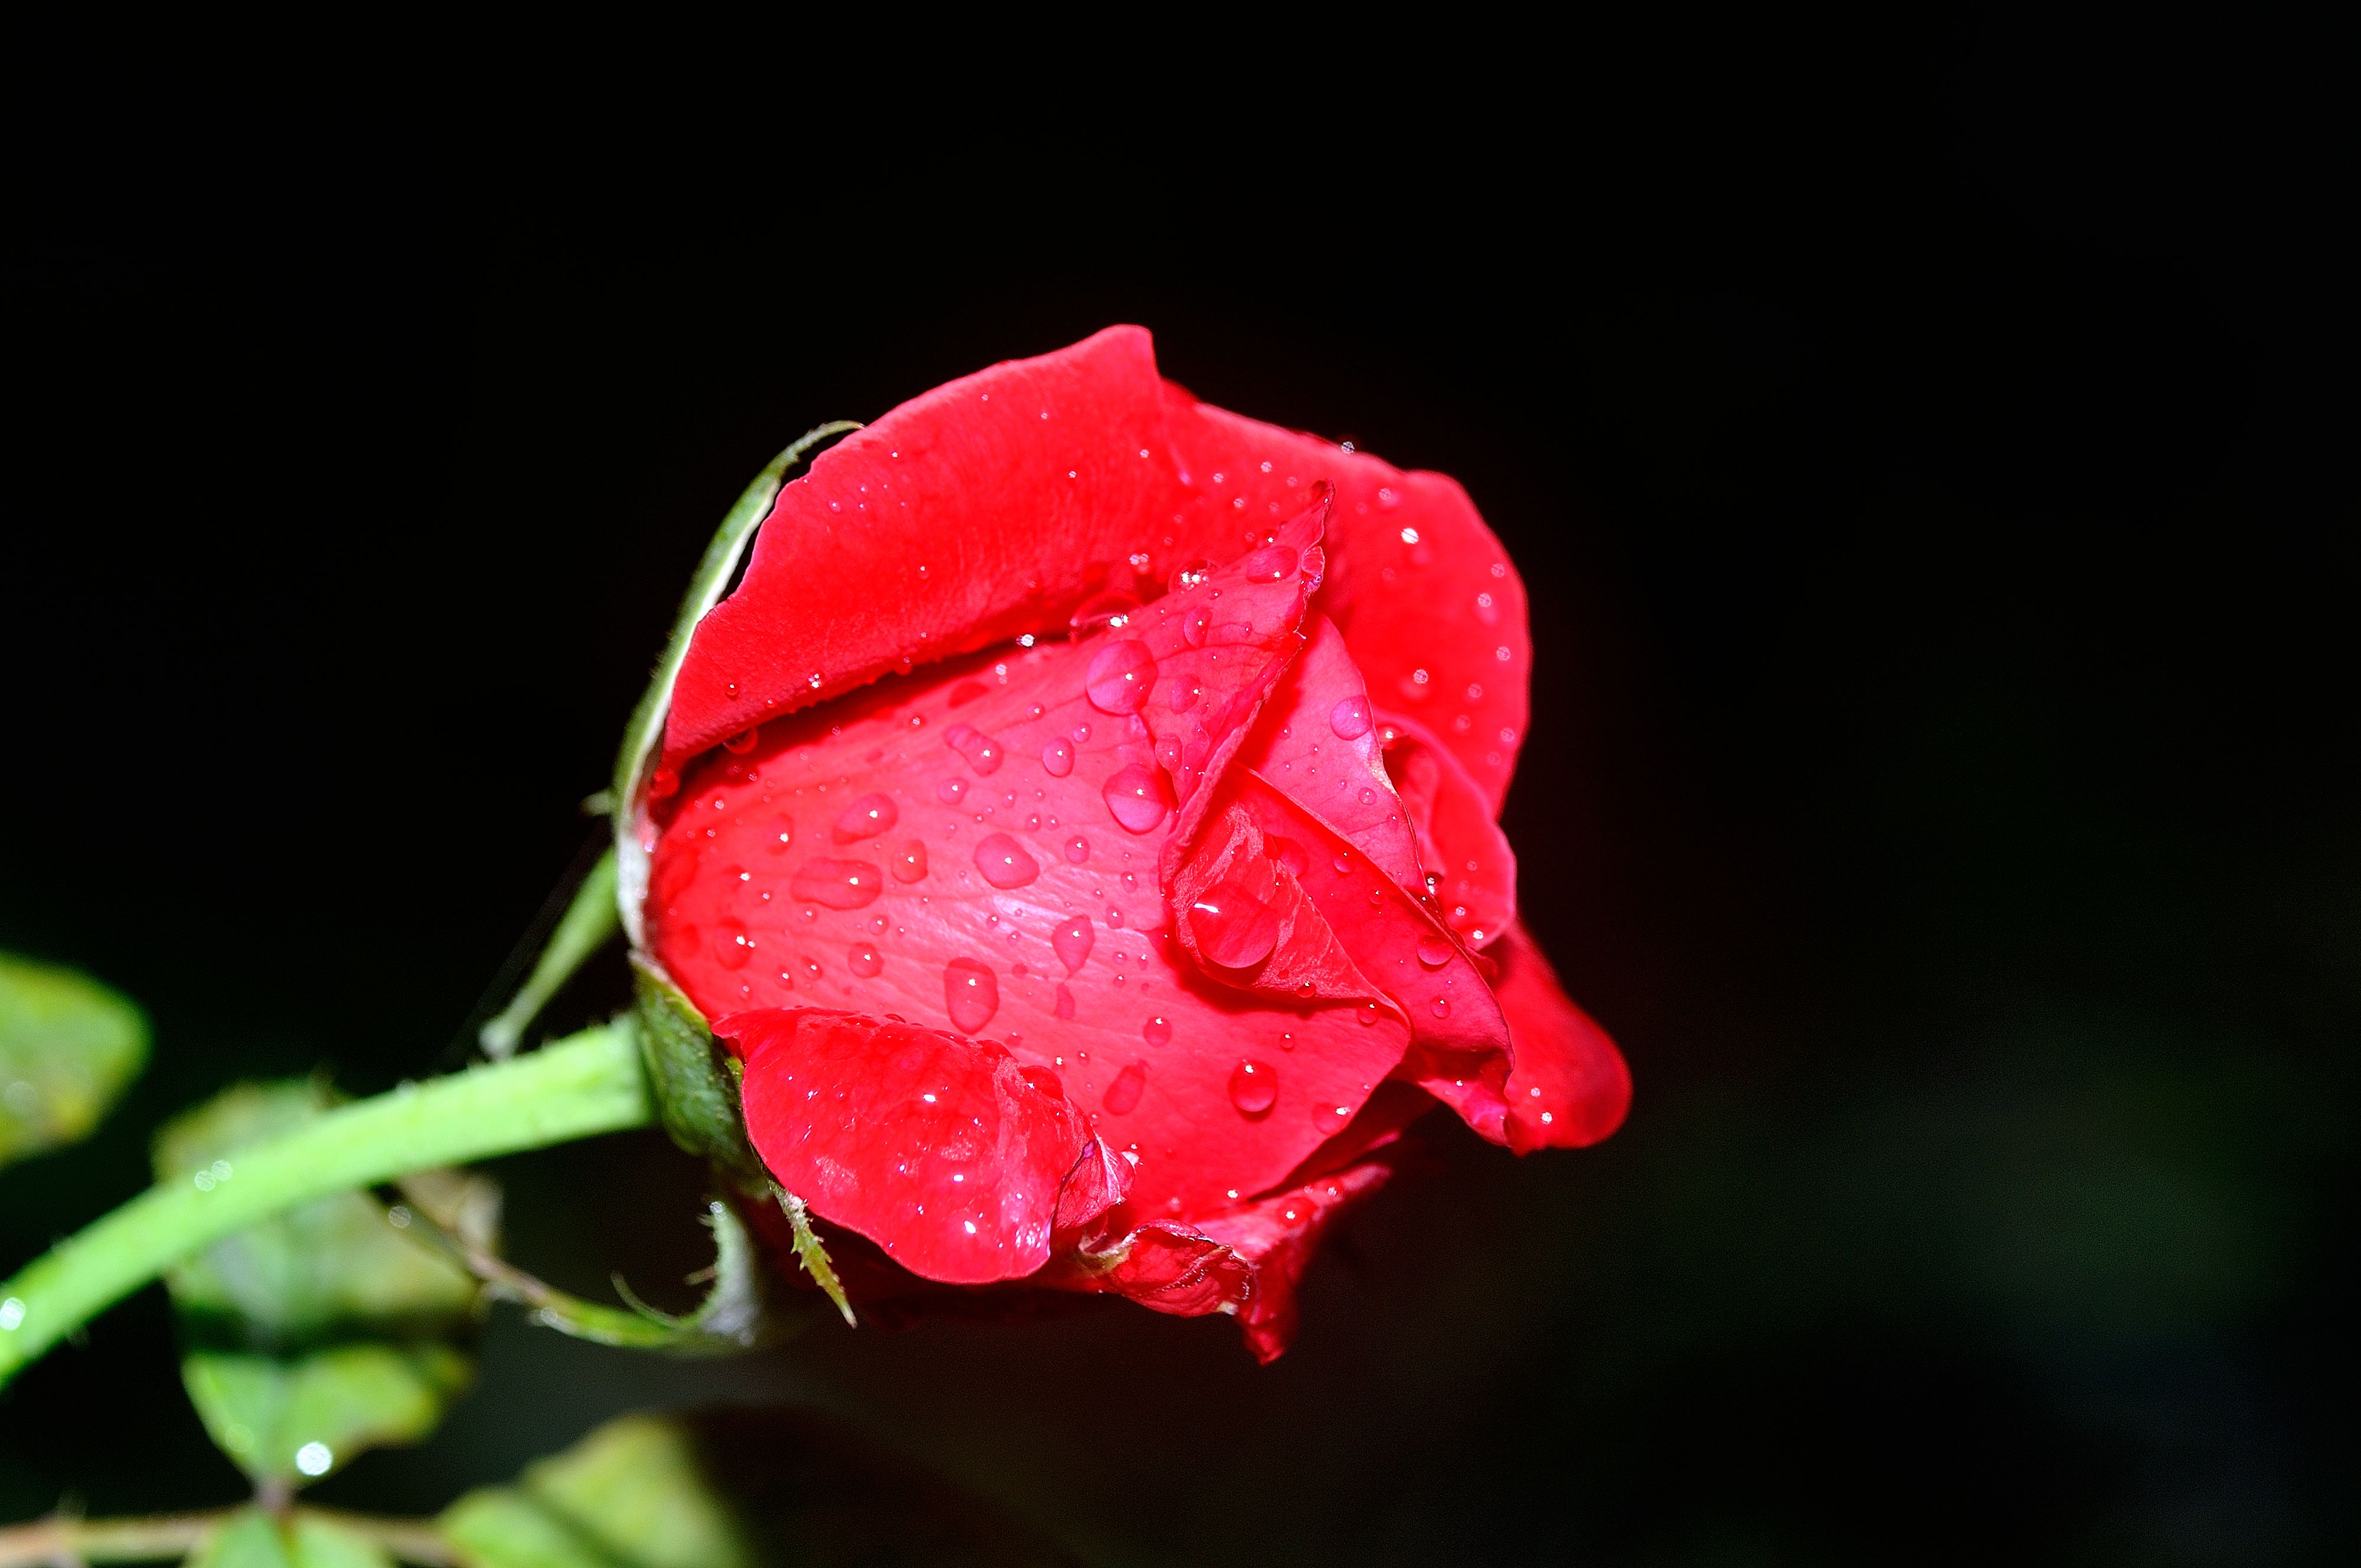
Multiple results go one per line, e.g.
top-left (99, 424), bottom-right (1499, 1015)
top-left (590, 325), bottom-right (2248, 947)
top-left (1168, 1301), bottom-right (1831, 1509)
top-left (632, 328), bottom-right (1628, 1360)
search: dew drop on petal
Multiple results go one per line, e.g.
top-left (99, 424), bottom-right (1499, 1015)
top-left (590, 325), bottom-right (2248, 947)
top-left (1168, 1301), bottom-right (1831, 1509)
top-left (1103, 764), bottom-right (1173, 833)
top-left (1183, 607), bottom-right (1211, 647)
top-left (943, 958), bottom-right (999, 1033)
top-left (722, 728), bottom-right (760, 754)
top-left (1333, 853), bottom-right (1352, 875)
top-left (1238, 544), bottom-right (1299, 582)
top-left (1041, 738), bottom-right (1075, 777)
top-left (1415, 934), bottom-right (1453, 968)
top-left (833, 792), bottom-right (898, 842)
top-left (790, 859), bottom-right (884, 909)
top-left (1431, 996), bottom-right (1451, 1019)
top-left (937, 778), bottom-right (968, 804)
top-left (973, 833), bottom-right (1040, 889)
top-left (1227, 1060), bottom-right (1278, 1115)
top-left (764, 814), bottom-right (794, 853)
top-left (1191, 879), bottom-right (1280, 969)
top-left (848, 942), bottom-right (882, 978)
top-left (1329, 695), bottom-right (1372, 739)
top-left (1358, 1000), bottom-right (1382, 1026)
top-left (1142, 1016), bottom-right (1171, 1046)
top-left (888, 839), bottom-right (928, 882)
top-left (1085, 639), bottom-right (1157, 715)
top-left (945, 724), bottom-right (1003, 774)
top-left (1055, 982), bottom-right (1076, 1020)
top-left (1052, 916), bottom-right (1096, 975)
top-left (711, 918), bottom-right (751, 970)
top-left (1064, 834), bottom-right (1090, 864)
top-left (1103, 1061), bottom-right (1146, 1115)
top-left (1313, 1100), bottom-right (1353, 1135)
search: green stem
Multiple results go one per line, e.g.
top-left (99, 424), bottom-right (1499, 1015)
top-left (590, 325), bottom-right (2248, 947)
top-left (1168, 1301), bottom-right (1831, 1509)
top-left (0, 1023), bottom-right (651, 1389)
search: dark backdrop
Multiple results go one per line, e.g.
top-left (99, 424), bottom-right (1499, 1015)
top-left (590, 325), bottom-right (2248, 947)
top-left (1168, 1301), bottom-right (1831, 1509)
top-left (3, 28), bottom-right (2351, 1566)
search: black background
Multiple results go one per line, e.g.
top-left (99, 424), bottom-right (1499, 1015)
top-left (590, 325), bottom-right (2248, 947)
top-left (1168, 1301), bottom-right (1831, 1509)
top-left (3, 24), bottom-right (2352, 1566)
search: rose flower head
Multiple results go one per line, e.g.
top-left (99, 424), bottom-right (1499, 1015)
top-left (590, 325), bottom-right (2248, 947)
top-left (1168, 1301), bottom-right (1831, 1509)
top-left (627, 328), bottom-right (1628, 1360)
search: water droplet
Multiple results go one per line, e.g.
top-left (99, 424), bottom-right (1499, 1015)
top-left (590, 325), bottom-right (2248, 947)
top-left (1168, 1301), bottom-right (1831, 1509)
top-left (889, 840), bottom-right (928, 882)
top-left (1358, 1000), bottom-right (1382, 1026)
top-left (1332, 853), bottom-right (1351, 874)
top-left (722, 728), bottom-right (760, 754)
top-left (1367, 888), bottom-right (1385, 906)
top-left (1356, 786), bottom-right (1376, 805)
top-left (1140, 1016), bottom-right (1173, 1047)
top-left (944, 723), bottom-right (1003, 774)
top-left (1191, 878), bottom-right (1280, 968)
top-left (943, 958), bottom-right (999, 1033)
top-left (1415, 934), bottom-right (1453, 968)
top-left (1052, 916), bottom-right (1095, 974)
top-left (1070, 590), bottom-right (1143, 638)
top-left (869, 915), bottom-right (889, 933)
top-left (848, 942), bottom-right (882, 977)
top-left (1041, 738), bottom-right (1074, 777)
top-left (973, 833), bottom-right (1040, 889)
top-left (1085, 639), bottom-right (1157, 715)
top-left (807, 671), bottom-right (825, 689)
top-left (1182, 607), bottom-right (1211, 647)
top-left (1312, 1100), bottom-right (1353, 1135)
top-left (1064, 834), bottom-right (1090, 864)
top-left (1227, 1060), bottom-right (1278, 1115)
top-left (1169, 558), bottom-right (1216, 591)
top-left (711, 918), bottom-right (752, 970)
top-left (937, 777), bottom-right (967, 804)
top-left (790, 859), bottom-right (882, 909)
top-left (1106, 908), bottom-right (1124, 928)
top-left (1153, 734), bottom-right (1183, 772)
top-left (1328, 695), bottom-right (1372, 739)
top-left (1431, 996), bottom-right (1451, 1019)
top-left (1055, 983), bottom-right (1076, 1020)
top-left (1238, 544), bottom-right (1299, 582)
top-left (1103, 764), bottom-right (1173, 833)
top-left (1103, 1061), bottom-right (1146, 1114)
top-left (1166, 675), bottom-right (1202, 712)
top-left (833, 791), bottom-right (898, 842)
top-left (764, 815), bottom-right (794, 853)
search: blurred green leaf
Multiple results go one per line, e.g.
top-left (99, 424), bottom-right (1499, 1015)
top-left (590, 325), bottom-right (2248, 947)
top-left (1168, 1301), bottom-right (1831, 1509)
top-left (186, 1508), bottom-right (397, 1567)
top-left (155, 1081), bottom-right (482, 1486)
top-left (181, 1344), bottom-right (473, 1488)
top-left (0, 950), bottom-right (148, 1169)
top-left (442, 1409), bottom-right (1088, 1568)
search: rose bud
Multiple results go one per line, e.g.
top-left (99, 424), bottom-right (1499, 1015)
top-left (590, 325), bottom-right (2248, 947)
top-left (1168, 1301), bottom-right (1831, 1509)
top-left (627, 328), bottom-right (1629, 1361)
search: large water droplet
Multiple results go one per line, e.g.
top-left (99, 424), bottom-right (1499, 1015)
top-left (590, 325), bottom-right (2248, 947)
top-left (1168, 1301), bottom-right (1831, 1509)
top-left (1052, 916), bottom-right (1095, 975)
top-left (1227, 1060), bottom-right (1278, 1115)
top-left (1103, 1061), bottom-right (1146, 1114)
top-left (973, 833), bottom-right (1040, 889)
top-left (1103, 764), bottom-right (1173, 833)
top-left (1182, 607), bottom-right (1211, 647)
top-left (1041, 738), bottom-right (1074, 777)
top-left (1357, 1000), bottom-right (1381, 1026)
top-left (1312, 1099), bottom-right (1353, 1135)
top-left (711, 919), bottom-right (752, 970)
top-left (1064, 834), bottom-right (1090, 864)
top-left (1329, 695), bottom-right (1372, 739)
top-left (1237, 544), bottom-right (1299, 582)
top-left (1166, 675), bottom-right (1202, 713)
top-left (1086, 640), bottom-right (1157, 715)
top-left (790, 859), bottom-right (884, 909)
top-left (1191, 878), bottom-right (1280, 968)
top-left (1143, 1016), bottom-right (1171, 1046)
top-left (1153, 734), bottom-right (1183, 772)
top-left (944, 723), bottom-right (1003, 774)
top-left (848, 942), bottom-right (882, 977)
top-left (1169, 558), bottom-right (1215, 592)
top-left (833, 792), bottom-right (898, 842)
top-left (1415, 934), bottom-right (1453, 968)
top-left (890, 840), bottom-right (928, 882)
top-left (943, 959), bottom-right (999, 1033)
top-left (1431, 996), bottom-right (1451, 1019)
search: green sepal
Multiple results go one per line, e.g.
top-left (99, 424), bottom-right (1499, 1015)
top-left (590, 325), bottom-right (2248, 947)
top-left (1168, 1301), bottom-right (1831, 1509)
top-left (0, 950), bottom-right (149, 1169)
top-left (629, 958), bottom-right (763, 1185)
top-left (480, 848), bottom-right (622, 1061)
top-left (774, 1189), bottom-right (854, 1328)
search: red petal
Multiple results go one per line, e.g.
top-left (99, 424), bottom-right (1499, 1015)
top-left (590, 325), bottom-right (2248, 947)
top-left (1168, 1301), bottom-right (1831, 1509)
top-left (1165, 394), bottom-right (1531, 814)
top-left (1044, 1221), bottom-right (1254, 1318)
top-left (1376, 708), bottom-right (1519, 948)
top-left (1491, 923), bottom-right (1632, 1151)
top-left (725, 1009), bottom-right (1086, 1284)
top-left (663, 328), bottom-right (1531, 812)
top-left (646, 509), bottom-right (1415, 1224)
top-left (1194, 1147), bottom-right (1407, 1363)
